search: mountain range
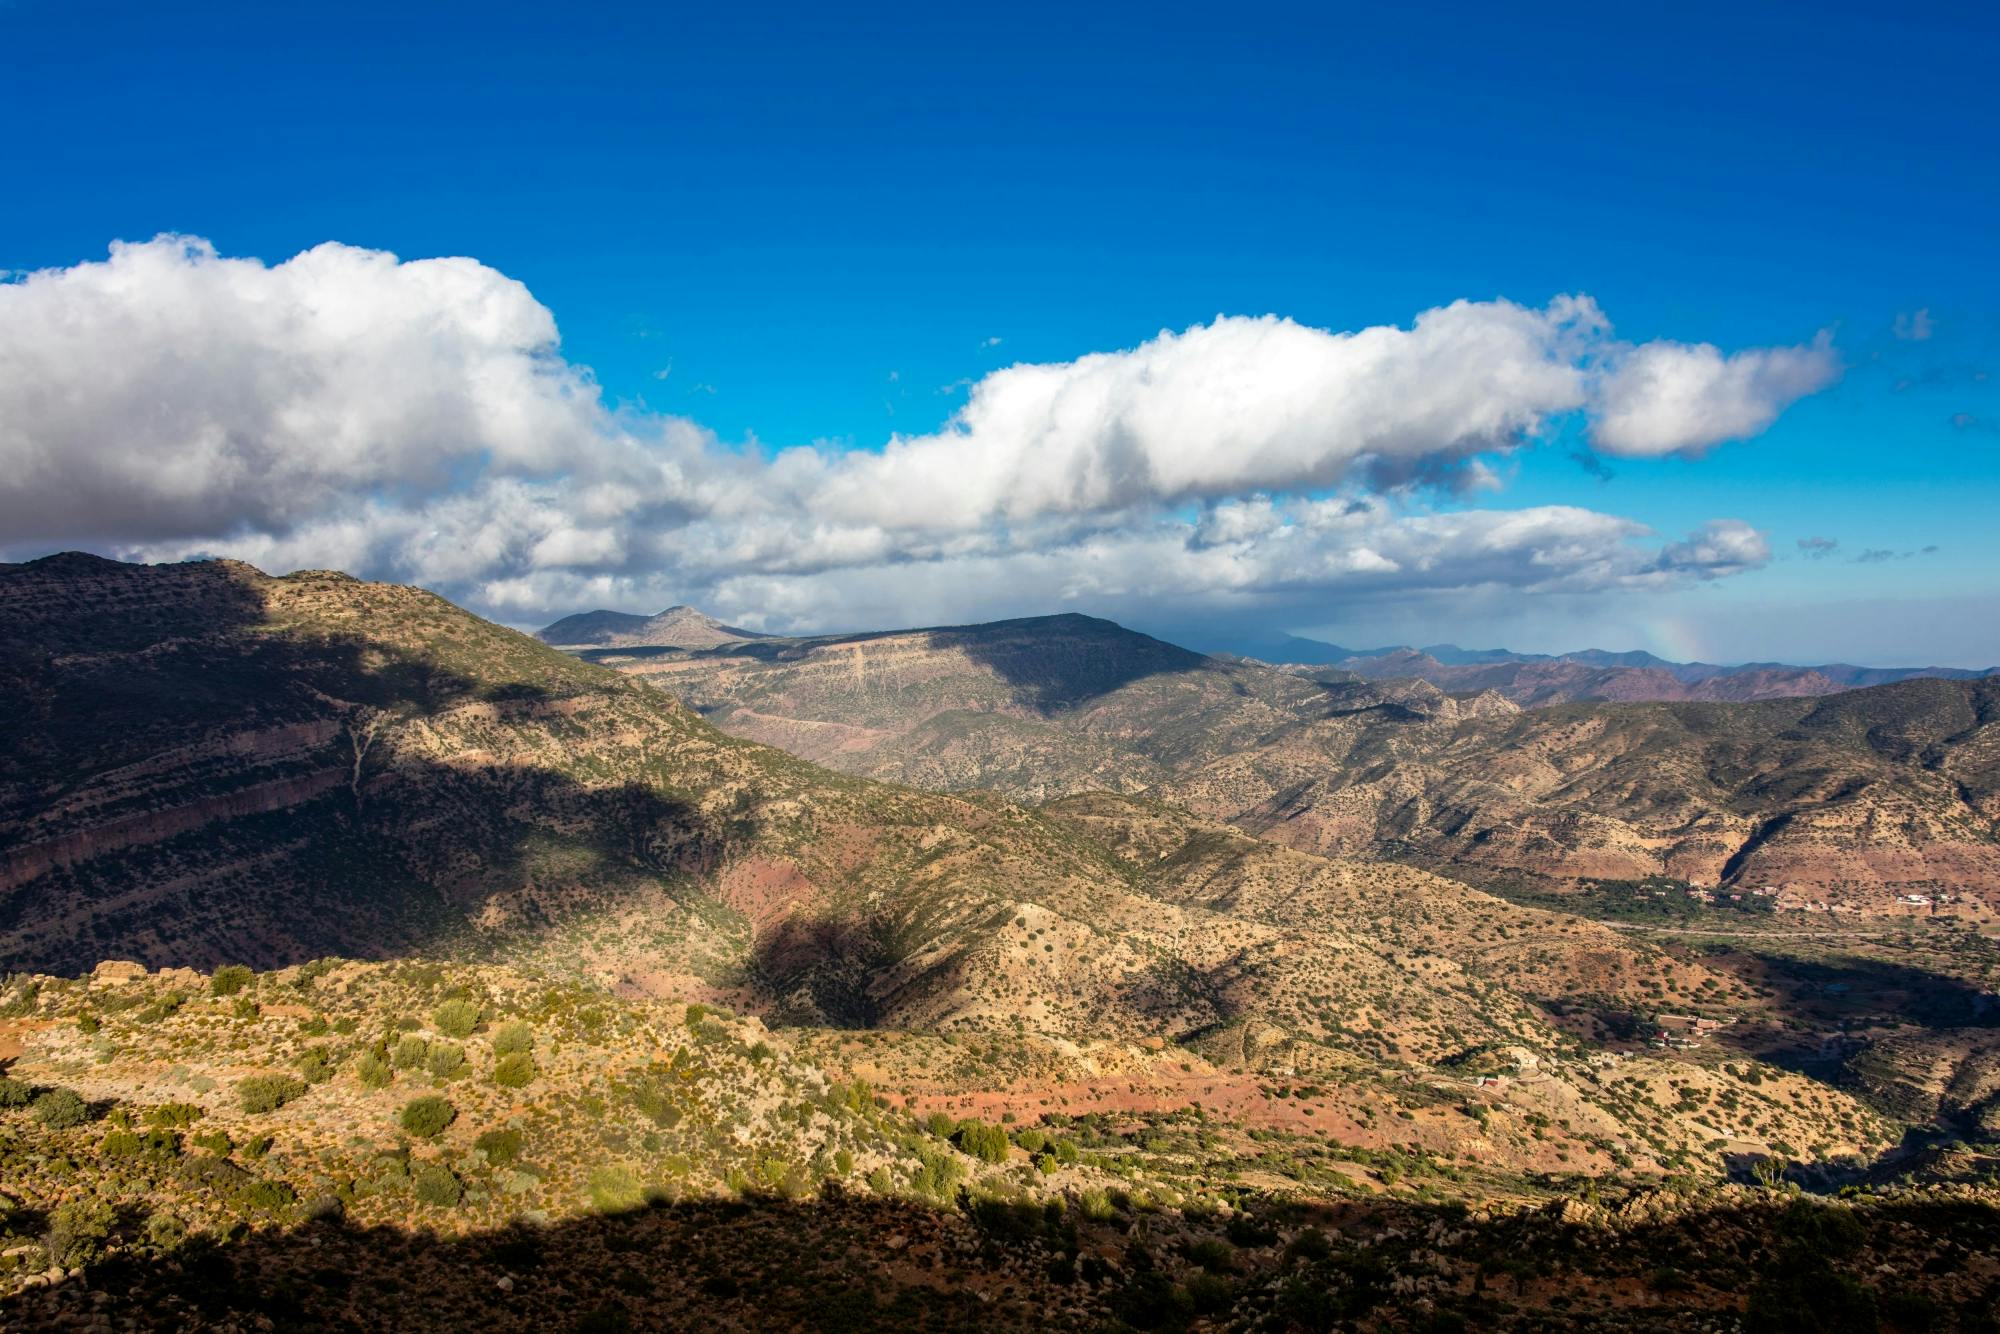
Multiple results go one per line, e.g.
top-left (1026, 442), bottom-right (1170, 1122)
top-left (567, 609), bottom-right (2000, 914)
top-left (5, 554), bottom-right (1998, 1327)
top-left (1199, 632), bottom-right (2000, 706)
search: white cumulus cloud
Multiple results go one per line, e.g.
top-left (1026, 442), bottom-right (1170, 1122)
top-left (0, 235), bottom-right (1819, 630)
top-left (1587, 335), bottom-right (1840, 457)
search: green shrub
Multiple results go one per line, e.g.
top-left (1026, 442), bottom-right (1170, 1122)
top-left (32, 1087), bottom-right (90, 1128)
top-left (492, 1052), bottom-right (537, 1089)
top-left (433, 999), bottom-right (482, 1039)
top-left (0, 1076), bottom-right (35, 1107)
top-left (143, 1212), bottom-right (188, 1250)
top-left (393, 1035), bottom-right (429, 1069)
top-left (136, 991), bottom-right (187, 1023)
top-left (952, 1119), bottom-right (1010, 1164)
top-left (140, 1128), bottom-right (181, 1157)
top-left (101, 1128), bottom-right (144, 1156)
top-left (400, 1095), bottom-right (457, 1139)
top-left (588, 1164), bottom-right (646, 1214)
top-left (235, 1179), bottom-right (298, 1212)
top-left (475, 1127), bottom-right (523, 1164)
top-left (237, 1074), bottom-right (307, 1114)
top-left (210, 965), bottom-right (254, 996)
top-left (1183, 1237), bottom-right (1236, 1273)
top-left (145, 1101), bottom-right (204, 1128)
top-left (427, 1043), bottom-right (466, 1080)
top-left (44, 1198), bottom-right (115, 1268)
top-left (413, 1163), bottom-right (463, 1207)
top-left (913, 1144), bottom-right (965, 1202)
top-left (1185, 1271), bottom-right (1236, 1317)
top-left (631, 1082), bottom-right (680, 1127)
top-left (297, 1046), bottom-right (336, 1083)
top-left (192, 1129), bottom-right (234, 1156)
top-left (356, 1050), bottom-right (394, 1089)
top-left (492, 1021), bottom-right (534, 1056)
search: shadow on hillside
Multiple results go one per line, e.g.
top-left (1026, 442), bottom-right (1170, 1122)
top-left (9, 1181), bottom-right (2000, 1332)
top-left (748, 914), bottom-right (894, 1029)
top-left (0, 558), bottom-right (728, 976)
top-left (1734, 949), bottom-right (2000, 1051)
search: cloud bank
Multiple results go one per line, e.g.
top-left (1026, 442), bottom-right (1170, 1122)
top-left (0, 235), bottom-right (1834, 630)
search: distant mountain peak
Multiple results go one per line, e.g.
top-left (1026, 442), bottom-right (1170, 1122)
top-left (536, 604), bottom-right (770, 650)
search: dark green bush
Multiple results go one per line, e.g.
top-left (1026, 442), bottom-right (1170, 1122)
top-left (136, 991), bottom-right (187, 1023)
top-left (492, 1052), bottom-right (537, 1088)
top-left (44, 1198), bottom-right (115, 1267)
top-left (235, 1179), bottom-right (298, 1212)
top-left (237, 1074), bottom-right (307, 1114)
top-left (413, 1163), bottom-right (463, 1207)
top-left (427, 1043), bottom-right (467, 1080)
top-left (356, 1050), bottom-right (394, 1089)
top-left (952, 1119), bottom-right (1010, 1164)
top-left (32, 1087), bottom-right (90, 1128)
top-left (297, 1046), bottom-right (336, 1083)
top-left (145, 1101), bottom-right (204, 1128)
top-left (433, 999), bottom-right (482, 1039)
top-left (491, 1021), bottom-right (534, 1056)
top-left (475, 1127), bottom-right (523, 1164)
top-left (400, 1095), bottom-right (457, 1139)
top-left (210, 965), bottom-right (254, 997)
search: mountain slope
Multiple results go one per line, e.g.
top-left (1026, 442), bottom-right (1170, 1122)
top-left (1175, 678), bottom-right (2000, 910)
top-left (0, 555), bottom-right (1123, 994)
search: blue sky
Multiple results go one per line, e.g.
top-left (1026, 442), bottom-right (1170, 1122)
top-left (4, 0), bottom-right (1996, 663)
